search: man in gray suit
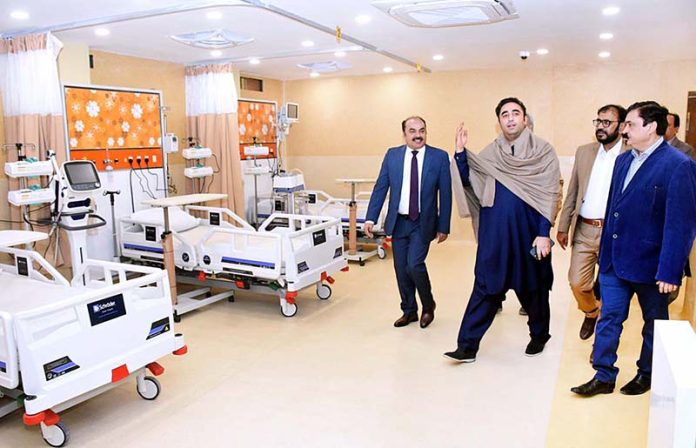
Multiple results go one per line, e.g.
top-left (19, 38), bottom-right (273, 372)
top-left (665, 112), bottom-right (695, 160)
top-left (557, 104), bottom-right (627, 340)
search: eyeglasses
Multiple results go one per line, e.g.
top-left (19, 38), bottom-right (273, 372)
top-left (592, 119), bottom-right (620, 128)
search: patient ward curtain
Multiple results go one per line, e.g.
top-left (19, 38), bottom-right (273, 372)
top-left (0, 32), bottom-right (68, 263)
top-left (185, 63), bottom-right (244, 216)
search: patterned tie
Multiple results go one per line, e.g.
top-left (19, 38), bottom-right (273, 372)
top-left (409, 150), bottom-right (419, 221)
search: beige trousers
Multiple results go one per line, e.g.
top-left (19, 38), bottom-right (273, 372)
top-left (568, 221), bottom-right (602, 318)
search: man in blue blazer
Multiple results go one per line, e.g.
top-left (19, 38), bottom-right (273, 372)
top-left (364, 116), bottom-right (452, 328)
top-left (572, 101), bottom-right (696, 397)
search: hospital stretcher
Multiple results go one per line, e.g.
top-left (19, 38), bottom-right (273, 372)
top-left (119, 205), bottom-right (348, 318)
top-left (0, 230), bottom-right (186, 447)
top-left (299, 190), bottom-right (391, 263)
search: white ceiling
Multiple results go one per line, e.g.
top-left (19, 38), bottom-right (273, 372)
top-left (1, 0), bottom-right (695, 80)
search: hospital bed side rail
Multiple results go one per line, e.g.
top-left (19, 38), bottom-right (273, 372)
top-left (0, 310), bottom-right (19, 390)
top-left (13, 261), bottom-right (182, 415)
top-left (196, 224), bottom-right (283, 280)
top-left (0, 246), bottom-right (70, 287)
top-left (118, 216), bottom-right (199, 270)
top-left (184, 205), bottom-right (255, 231)
top-left (260, 213), bottom-right (347, 291)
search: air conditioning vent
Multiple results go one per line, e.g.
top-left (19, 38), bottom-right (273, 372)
top-left (297, 61), bottom-right (352, 73)
top-left (170, 29), bottom-right (254, 49)
top-left (372, 0), bottom-right (518, 27)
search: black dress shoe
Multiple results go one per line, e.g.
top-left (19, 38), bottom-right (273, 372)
top-left (579, 316), bottom-right (598, 340)
top-left (571, 378), bottom-right (615, 396)
top-left (620, 374), bottom-right (651, 395)
top-left (443, 347), bottom-right (476, 363)
top-left (394, 312), bottom-right (418, 327)
top-left (420, 303), bottom-right (436, 328)
top-left (525, 335), bottom-right (551, 356)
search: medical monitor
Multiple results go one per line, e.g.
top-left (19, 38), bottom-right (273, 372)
top-left (282, 102), bottom-right (299, 122)
top-left (63, 161), bottom-right (102, 192)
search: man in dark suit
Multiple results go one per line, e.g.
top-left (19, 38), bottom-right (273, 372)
top-left (665, 112), bottom-right (696, 160)
top-left (571, 101), bottom-right (696, 397)
top-left (364, 116), bottom-right (452, 329)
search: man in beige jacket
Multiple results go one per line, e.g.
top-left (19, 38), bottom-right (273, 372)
top-left (557, 104), bottom-right (627, 340)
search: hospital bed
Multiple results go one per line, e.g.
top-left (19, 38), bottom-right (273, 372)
top-left (298, 189), bottom-right (391, 262)
top-left (0, 230), bottom-right (186, 447)
top-left (119, 204), bottom-right (348, 318)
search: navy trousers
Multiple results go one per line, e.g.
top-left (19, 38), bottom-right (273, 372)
top-left (593, 268), bottom-right (669, 382)
top-left (391, 215), bottom-right (434, 314)
top-left (457, 277), bottom-right (550, 351)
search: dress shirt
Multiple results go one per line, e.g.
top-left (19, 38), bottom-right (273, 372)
top-left (398, 145), bottom-right (426, 215)
top-left (622, 137), bottom-right (663, 192)
top-left (579, 139), bottom-right (622, 219)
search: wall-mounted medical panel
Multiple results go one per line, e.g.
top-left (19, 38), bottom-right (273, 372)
top-left (238, 99), bottom-right (277, 160)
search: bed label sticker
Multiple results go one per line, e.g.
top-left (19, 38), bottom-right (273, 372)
top-left (308, 193), bottom-right (317, 204)
top-left (87, 294), bottom-right (127, 327)
top-left (334, 247), bottom-right (343, 259)
top-left (312, 229), bottom-right (327, 246)
top-left (145, 226), bottom-right (157, 241)
top-left (0, 360), bottom-right (6, 373)
top-left (16, 256), bottom-right (29, 276)
top-left (297, 261), bottom-right (309, 273)
top-left (210, 212), bottom-right (221, 226)
top-left (44, 356), bottom-right (79, 381)
top-left (147, 317), bottom-right (171, 340)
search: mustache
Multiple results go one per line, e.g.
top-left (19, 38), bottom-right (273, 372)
top-left (412, 137), bottom-right (423, 141)
top-left (622, 133), bottom-right (629, 139)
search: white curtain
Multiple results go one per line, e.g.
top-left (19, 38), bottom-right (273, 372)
top-left (185, 66), bottom-right (238, 116)
top-left (0, 32), bottom-right (63, 117)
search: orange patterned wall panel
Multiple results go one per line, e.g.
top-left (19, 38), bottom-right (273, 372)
top-left (64, 86), bottom-right (164, 170)
top-left (239, 99), bottom-right (277, 159)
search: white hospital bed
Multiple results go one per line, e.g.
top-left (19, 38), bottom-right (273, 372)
top-left (0, 230), bottom-right (186, 447)
top-left (119, 205), bottom-right (348, 318)
top-left (299, 190), bottom-right (391, 262)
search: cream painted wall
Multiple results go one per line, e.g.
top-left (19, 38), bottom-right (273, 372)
top-left (57, 41), bottom-right (91, 85)
top-left (285, 59), bottom-right (696, 240)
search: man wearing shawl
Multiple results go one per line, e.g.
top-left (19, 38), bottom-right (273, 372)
top-left (444, 98), bottom-right (561, 363)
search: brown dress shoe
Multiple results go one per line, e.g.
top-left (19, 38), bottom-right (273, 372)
top-left (394, 312), bottom-right (418, 327)
top-left (579, 316), bottom-right (598, 340)
top-left (420, 303), bottom-right (436, 328)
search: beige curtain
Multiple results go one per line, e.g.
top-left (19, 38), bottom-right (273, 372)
top-left (1, 33), bottom-right (68, 264)
top-left (185, 63), bottom-right (245, 216)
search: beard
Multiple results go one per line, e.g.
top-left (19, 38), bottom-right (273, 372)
top-left (596, 129), bottom-right (620, 144)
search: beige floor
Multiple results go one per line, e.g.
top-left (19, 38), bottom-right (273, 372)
top-left (0, 240), bottom-right (674, 448)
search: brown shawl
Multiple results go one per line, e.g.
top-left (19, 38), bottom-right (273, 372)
top-left (451, 127), bottom-right (561, 237)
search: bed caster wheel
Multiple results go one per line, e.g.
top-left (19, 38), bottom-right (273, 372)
top-left (137, 376), bottom-right (161, 401)
top-left (228, 296), bottom-right (235, 302)
top-left (280, 302), bottom-right (298, 318)
top-left (173, 311), bottom-right (181, 323)
top-left (316, 284), bottom-right (332, 300)
top-left (377, 246), bottom-right (386, 259)
top-left (359, 260), bottom-right (366, 266)
top-left (41, 421), bottom-right (69, 447)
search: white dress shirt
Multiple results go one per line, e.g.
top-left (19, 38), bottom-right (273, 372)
top-left (622, 137), bottom-right (663, 192)
top-left (579, 139), bottom-right (623, 219)
top-left (398, 145), bottom-right (426, 215)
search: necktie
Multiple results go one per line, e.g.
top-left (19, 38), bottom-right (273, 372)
top-left (409, 150), bottom-right (419, 221)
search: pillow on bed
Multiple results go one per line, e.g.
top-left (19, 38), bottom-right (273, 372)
top-left (129, 207), bottom-right (199, 232)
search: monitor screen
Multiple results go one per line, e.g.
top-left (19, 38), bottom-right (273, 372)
top-left (285, 102), bottom-right (299, 121)
top-left (64, 161), bottom-right (101, 191)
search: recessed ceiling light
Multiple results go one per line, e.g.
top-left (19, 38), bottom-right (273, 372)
top-left (10, 10), bottom-right (29, 20)
top-left (433, 54), bottom-right (444, 61)
top-left (383, 67), bottom-right (393, 73)
top-left (210, 50), bottom-right (222, 57)
top-left (599, 32), bottom-right (614, 40)
top-left (355, 15), bottom-right (372, 25)
top-left (536, 48), bottom-right (549, 55)
top-left (301, 40), bottom-right (315, 48)
top-left (602, 6), bottom-right (620, 16)
top-left (94, 28), bottom-right (110, 37)
top-left (598, 51), bottom-right (611, 59)
top-left (206, 11), bottom-right (222, 20)
top-left (310, 71), bottom-right (320, 78)
top-left (334, 51), bottom-right (347, 57)
top-left (249, 58), bottom-right (260, 65)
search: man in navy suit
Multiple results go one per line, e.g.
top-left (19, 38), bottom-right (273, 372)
top-left (572, 101), bottom-right (696, 397)
top-left (364, 116), bottom-right (452, 329)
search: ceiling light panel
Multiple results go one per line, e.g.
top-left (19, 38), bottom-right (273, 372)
top-left (372, 0), bottom-right (519, 28)
top-left (171, 29), bottom-right (254, 49)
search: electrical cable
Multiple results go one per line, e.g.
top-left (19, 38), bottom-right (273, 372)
top-left (128, 167), bottom-right (136, 212)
